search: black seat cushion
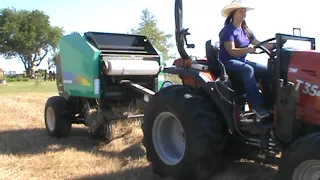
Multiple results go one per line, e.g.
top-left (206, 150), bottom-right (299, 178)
top-left (205, 40), bottom-right (222, 77)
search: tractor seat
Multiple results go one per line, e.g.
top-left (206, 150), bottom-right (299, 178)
top-left (205, 40), bottom-right (246, 98)
top-left (204, 40), bottom-right (242, 83)
top-left (204, 40), bottom-right (222, 78)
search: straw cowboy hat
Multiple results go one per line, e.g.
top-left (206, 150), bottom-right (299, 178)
top-left (221, 0), bottom-right (254, 17)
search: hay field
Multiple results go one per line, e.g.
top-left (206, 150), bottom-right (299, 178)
top-left (0, 81), bottom-right (276, 180)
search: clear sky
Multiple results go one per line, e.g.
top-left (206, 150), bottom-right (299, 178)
top-left (0, 0), bottom-right (317, 73)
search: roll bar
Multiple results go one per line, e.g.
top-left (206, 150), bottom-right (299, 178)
top-left (174, 0), bottom-right (194, 62)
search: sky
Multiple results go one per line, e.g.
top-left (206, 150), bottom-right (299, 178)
top-left (0, 0), bottom-right (318, 73)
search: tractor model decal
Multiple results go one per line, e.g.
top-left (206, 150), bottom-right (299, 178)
top-left (295, 79), bottom-right (320, 97)
top-left (289, 68), bottom-right (298, 73)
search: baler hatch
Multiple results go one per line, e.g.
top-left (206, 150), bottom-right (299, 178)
top-left (84, 32), bottom-right (158, 55)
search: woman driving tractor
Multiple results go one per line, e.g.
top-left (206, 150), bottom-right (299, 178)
top-left (219, 0), bottom-right (274, 119)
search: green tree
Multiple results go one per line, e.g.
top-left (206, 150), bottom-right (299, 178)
top-left (131, 8), bottom-right (174, 60)
top-left (0, 8), bottom-right (63, 77)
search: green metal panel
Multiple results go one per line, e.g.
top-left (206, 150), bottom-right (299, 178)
top-left (155, 47), bottom-right (164, 91)
top-left (59, 32), bottom-right (101, 98)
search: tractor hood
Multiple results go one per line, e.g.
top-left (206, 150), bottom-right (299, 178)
top-left (285, 48), bottom-right (320, 74)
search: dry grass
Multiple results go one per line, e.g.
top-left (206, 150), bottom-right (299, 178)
top-left (0, 91), bottom-right (277, 180)
top-left (0, 92), bottom-right (157, 180)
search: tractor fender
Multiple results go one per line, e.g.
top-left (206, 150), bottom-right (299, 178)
top-left (163, 67), bottom-right (236, 131)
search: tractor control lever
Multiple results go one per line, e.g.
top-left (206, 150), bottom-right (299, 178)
top-left (181, 28), bottom-right (195, 49)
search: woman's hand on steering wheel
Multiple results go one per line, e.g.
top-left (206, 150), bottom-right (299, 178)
top-left (252, 37), bottom-right (287, 57)
top-left (252, 43), bottom-right (276, 55)
top-left (247, 47), bottom-right (257, 54)
top-left (252, 37), bottom-right (276, 56)
top-left (253, 43), bottom-right (274, 56)
top-left (252, 44), bottom-right (271, 55)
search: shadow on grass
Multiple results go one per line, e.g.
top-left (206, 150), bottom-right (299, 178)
top-left (72, 166), bottom-right (163, 180)
top-left (211, 161), bottom-right (277, 180)
top-left (71, 161), bottom-right (277, 180)
top-left (0, 127), bottom-right (145, 160)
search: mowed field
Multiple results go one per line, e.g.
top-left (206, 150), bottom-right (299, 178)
top-left (0, 81), bottom-right (277, 180)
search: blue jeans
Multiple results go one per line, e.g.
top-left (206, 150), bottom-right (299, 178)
top-left (224, 60), bottom-right (273, 108)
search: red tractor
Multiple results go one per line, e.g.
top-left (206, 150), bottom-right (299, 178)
top-left (141, 0), bottom-right (320, 180)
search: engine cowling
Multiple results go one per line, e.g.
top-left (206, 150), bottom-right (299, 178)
top-left (287, 49), bottom-right (320, 125)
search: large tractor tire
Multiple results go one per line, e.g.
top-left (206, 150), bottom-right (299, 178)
top-left (142, 85), bottom-right (227, 180)
top-left (44, 96), bottom-right (72, 138)
top-left (278, 132), bottom-right (320, 180)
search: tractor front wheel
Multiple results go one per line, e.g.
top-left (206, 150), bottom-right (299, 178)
top-left (142, 85), bottom-right (227, 180)
top-left (278, 132), bottom-right (320, 180)
top-left (44, 96), bottom-right (72, 138)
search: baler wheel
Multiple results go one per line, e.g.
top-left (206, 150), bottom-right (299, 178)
top-left (44, 96), bottom-right (72, 138)
top-left (142, 85), bottom-right (227, 180)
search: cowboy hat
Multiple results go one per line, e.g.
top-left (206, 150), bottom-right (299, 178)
top-left (221, 0), bottom-right (254, 17)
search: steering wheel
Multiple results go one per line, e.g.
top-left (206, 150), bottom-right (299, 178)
top-left (253, 37), bottom-right (276, 56)
top-left (253, 37), bottom-right (287, 57)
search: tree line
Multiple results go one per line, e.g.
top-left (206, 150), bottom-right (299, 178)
top-left (0, 8), bottom-right (174, 77)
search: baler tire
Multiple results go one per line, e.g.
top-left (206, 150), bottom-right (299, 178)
top-left (142, 85), bottom-right (227, 180)
top-left (278, 132), bottom-right (320, 180)
top-left (44, 96), bottom-right (72, 138)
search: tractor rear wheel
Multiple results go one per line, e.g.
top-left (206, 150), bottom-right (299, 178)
top-left (142, 85), bottom-right (227, 180)
top-left (278, 132), bottom-right (320, 180)
top-left (44, 96), bottom-right (72, 138)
